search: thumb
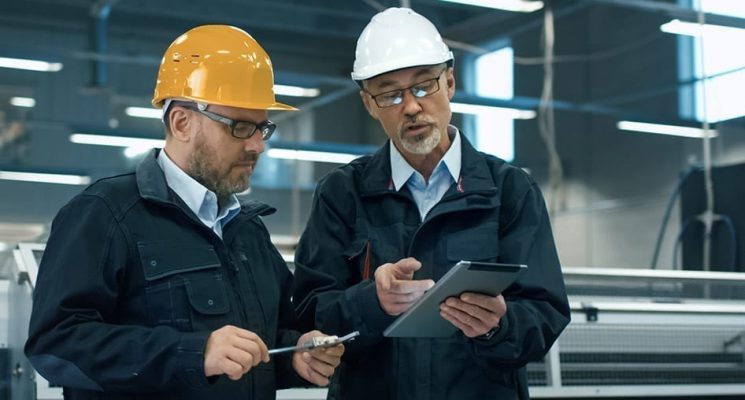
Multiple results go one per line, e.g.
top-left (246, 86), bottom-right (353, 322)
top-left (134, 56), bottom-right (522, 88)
top-left (395, 257), bottom-right (422, 276)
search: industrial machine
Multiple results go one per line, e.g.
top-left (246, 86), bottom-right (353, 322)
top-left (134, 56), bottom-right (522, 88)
top-left (5, 245), bottom-right (745, 399)
top-left (528, 266), bottom-right (745, 398)
top-left (6, 243), bottom-right (61, 400)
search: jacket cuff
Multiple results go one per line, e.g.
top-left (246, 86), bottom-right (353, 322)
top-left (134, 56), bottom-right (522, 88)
top-left (471, 311), bottom-right (510, 346)
top-left (177, 331), bottom-right (212, 388)
top-left (351, 280), bottom-right (396, 335)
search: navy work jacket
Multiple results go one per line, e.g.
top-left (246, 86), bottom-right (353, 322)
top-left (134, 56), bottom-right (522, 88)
top-left (25, 150), bottom-right (305, 399)
top-left (293, 134), bottom-right (570, 400)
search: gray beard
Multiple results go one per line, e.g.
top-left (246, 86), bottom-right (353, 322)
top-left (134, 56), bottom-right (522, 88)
top-left (187, 138), bottom-right (249, 201)
top-left (400, 126), bottom-right (442, 155)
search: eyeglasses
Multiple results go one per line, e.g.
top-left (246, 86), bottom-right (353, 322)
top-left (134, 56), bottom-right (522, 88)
top-left (366, 68), bottom-right (447, 108)
top-left (173, 101), bottom-right (276, 140)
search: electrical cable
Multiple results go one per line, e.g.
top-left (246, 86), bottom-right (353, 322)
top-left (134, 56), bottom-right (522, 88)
top-left (651, 166), bottom-right (698, 269)
top-left (650, 2), bottom-right (739, 273)
top-left (537, 2), bottom-right (565, 216)
top-left (720, 214), bottom-right (738, 270)
top-left (672, 217), bottom-right (695, 270)
top-left (695, 2), bottom-right (717, 272)
top-left (672, 213), bottom-right (737, 271)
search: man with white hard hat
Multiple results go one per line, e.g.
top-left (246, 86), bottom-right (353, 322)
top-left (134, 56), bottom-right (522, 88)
top-left (292, 7), bottom-right (569, 400)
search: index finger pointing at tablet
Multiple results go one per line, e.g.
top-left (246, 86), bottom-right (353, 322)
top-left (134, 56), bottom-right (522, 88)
top-left (389, 279), bottom-right (435, 294)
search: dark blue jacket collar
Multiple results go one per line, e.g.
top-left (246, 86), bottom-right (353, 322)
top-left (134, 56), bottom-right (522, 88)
top-left (135, 149), bottom-right (275, 218)
top-left (359, 132), bottom-right (498, 196)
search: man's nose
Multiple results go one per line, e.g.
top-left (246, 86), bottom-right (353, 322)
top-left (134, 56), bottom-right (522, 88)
top-left (244, 132), bottom-right (265, 153)
top-left (400, 90), bottom-right (423, 116)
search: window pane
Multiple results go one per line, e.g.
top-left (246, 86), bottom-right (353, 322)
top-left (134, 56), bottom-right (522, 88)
top-left (475, 47), bottom-right (514, 161)
top-left (691, 0), bottom-right (745, 122)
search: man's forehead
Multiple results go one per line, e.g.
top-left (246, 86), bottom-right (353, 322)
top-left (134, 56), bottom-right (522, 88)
top-left (366, 65), bottom-right (442, 90)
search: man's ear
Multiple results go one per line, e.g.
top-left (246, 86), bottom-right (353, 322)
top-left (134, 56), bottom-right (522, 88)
top-left (360, 90), bottom-right (379, 120)
top-left (168, 106), bottom-right (194, 143)
top-left (446, 67), bottom-right (456, 100)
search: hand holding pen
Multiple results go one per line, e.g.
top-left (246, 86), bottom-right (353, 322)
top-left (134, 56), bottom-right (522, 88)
top-left (286, 331), bottom-right (358, 386)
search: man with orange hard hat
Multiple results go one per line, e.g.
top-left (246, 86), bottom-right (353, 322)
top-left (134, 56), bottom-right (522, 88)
top-left (26, 25), bottom-right (343, 399)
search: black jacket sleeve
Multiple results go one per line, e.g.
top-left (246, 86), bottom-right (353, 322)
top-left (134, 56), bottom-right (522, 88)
top-left (25, 194), bottom-right (211, 393)
top-left (292, 173), bottom-right (395, 352)
top-left (254, 218), bottom-right (307, 389)
top-left (466, 176), bottom-right (570, 370)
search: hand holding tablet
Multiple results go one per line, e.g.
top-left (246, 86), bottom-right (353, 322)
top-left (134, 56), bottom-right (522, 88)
top-left (383, 261), bottom-right (526, 338)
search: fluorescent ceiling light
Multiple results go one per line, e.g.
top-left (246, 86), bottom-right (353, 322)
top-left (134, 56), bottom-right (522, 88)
top-left (124, 146), bottom-right (155, 159)
top-left (125, 86), bottom-right (319, 120)
top-left (0, 170), bottom-right (90, 185)
top-left (660, 19), bottom-right (745, 37)
top-left (451, 102), bottom-right (536, 119)
top-left (70, 133), bottom-right (165, 148)
top-left (267, 148), bottom-right (360, 164)
top-left (0, 56), bottom-right (63, 72)
top-left (10, 97), bottom-right (35, 108)
top-left (275, 84), bottom-right (320, 98)
top-left (125, 107), bottom-right (162, 119)
top-left (439, 0), bottom-right (543, 12)
top-left (71, 133), bottom-right (361, 164)
top-left (617, 121), bottom-right (718, 139)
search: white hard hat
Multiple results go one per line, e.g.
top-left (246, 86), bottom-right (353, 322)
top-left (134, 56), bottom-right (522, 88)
top-left (351, 7), bottom-right (454, 82)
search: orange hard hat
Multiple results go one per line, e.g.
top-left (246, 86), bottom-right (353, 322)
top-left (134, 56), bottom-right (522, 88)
top-left (152, 25), bottom-right (296, 111)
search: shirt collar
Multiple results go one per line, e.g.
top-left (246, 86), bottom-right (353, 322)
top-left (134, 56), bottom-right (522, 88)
top-left (389, 125), bottom-right (462, 191)
top-left (156, 150), bottom-right (241, 224)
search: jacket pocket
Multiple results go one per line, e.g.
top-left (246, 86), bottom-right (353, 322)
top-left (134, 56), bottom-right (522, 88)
top-left (342, 235), bottom-right (401, 281)
top-left (446, 223), bottom-right (500, 263)
top-left (139, 242), bottom-right (230, 331)
top-left (342, 237), bottom-right (371, 280)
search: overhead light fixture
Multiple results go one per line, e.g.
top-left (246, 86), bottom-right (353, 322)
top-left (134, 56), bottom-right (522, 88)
top-left (125, 107), bottom-right (162, 119)
top-left (123, 146), bottom-right (155, 159)
top-left (275, 84), bottom-right (320, 98)
top-left (439, 0), bottom-right (543, 12)
top-left (451, 102), bottom-right (536, 119)
top-left (267, 148), bottom-right (360, 164)
top-left (617, 121), bottom-right (718, 139)
top-left (70, 133), bottom-right (162, 159)
top-left (0, 170), bottom-right (90, 185)
top-left (660, 19), bottom-right (745, 37)
top-left (71, 133), bottom-right (364, 163)
top-left (70, 133), bottom-right (165, 148)
top-left (10, 97), bottom-right (36, 108)
top-left (0, 56), bottom-right (63, 72)
top-left (124, 86), bottom-right (319, 120)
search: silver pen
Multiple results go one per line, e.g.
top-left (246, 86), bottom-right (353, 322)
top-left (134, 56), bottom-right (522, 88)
top-left (268, 331), bottom-right (360, 355)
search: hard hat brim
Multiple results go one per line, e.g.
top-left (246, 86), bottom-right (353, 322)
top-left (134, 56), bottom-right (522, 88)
top-left (153, 95), bottom-right (298, 111)
top-left (351, 54), bottom-right (454, 82)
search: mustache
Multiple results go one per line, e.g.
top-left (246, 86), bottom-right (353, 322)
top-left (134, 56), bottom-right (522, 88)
top-left (235, 152), bottom-right (260, 164)
top-left (400, 116), bottom-right (435, 131)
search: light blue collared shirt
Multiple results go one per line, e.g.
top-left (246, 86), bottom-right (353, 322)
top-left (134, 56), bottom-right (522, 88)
top-left (157, 150), bottom-right (241, 238)
top-left (390, 125), bottom-right (462, 221)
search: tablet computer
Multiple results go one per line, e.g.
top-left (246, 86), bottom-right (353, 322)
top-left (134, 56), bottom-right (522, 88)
top-left (383, 261), bottom-right (526, 338)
